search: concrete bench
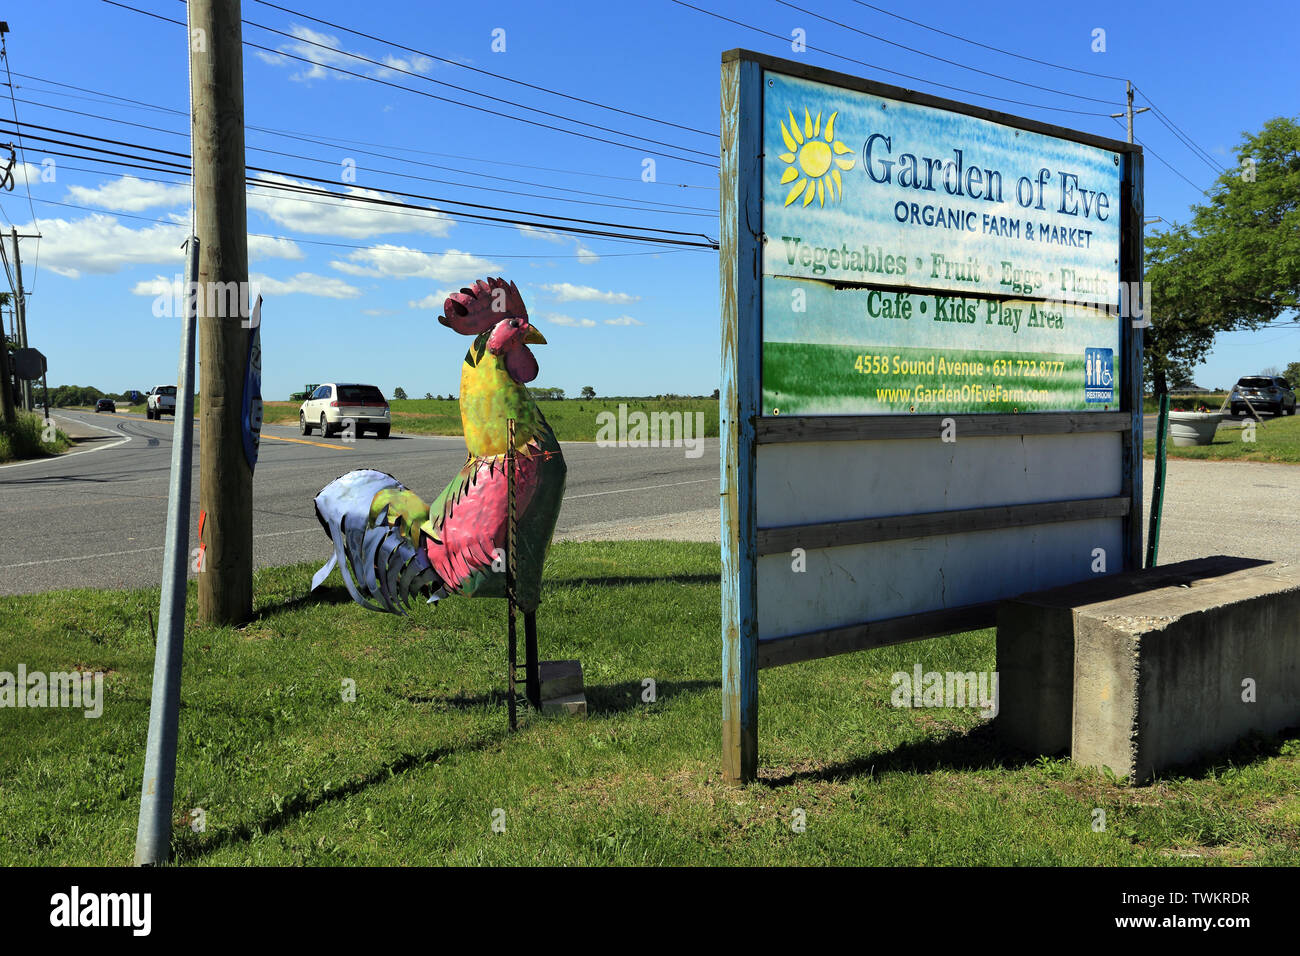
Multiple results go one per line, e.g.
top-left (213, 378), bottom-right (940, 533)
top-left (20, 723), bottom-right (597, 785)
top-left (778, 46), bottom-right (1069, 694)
top-left (996, 556), bottom-right (1300, 782)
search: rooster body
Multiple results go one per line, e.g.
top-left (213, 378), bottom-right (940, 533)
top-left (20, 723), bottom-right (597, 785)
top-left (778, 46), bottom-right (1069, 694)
top-left (312, 278), bottom-right (566, 614)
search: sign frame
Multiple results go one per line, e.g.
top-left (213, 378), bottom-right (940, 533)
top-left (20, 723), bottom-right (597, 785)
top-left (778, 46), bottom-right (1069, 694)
top-left (719, 49), bottom-right (1144, 783)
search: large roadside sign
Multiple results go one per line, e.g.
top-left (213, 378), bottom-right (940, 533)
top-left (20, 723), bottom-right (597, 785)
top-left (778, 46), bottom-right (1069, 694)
top-left (719, 50), bottom-right (1144, 782)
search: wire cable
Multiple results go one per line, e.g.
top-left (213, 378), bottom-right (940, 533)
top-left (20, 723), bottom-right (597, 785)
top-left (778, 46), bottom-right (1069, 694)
top-left (667, 0), bottom-right (1116, 116)
top-left (103, 0), bottom-right (720, 169)
top-left (774, 0), bottom-right (1124, 106)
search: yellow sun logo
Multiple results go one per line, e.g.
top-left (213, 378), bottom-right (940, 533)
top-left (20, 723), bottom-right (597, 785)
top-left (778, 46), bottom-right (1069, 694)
top-left (779, 108), bottom-right (855, 207)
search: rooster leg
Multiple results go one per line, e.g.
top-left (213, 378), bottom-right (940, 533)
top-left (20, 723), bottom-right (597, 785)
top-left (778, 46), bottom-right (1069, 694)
top-left (524, 611), bottom-right (540, 709)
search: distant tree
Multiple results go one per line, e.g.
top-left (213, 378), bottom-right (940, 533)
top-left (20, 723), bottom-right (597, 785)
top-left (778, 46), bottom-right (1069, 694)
top-left (580, 385), bottom-right (596, 400)
top-left (1284, 362), bottom-right (1300, 386)
top-left (1145, 117), bottom-right (1300, 395)
top-left (711, 388), bottom-right (720, 400)
top-left (392, 386), bottom-right (408, 400)
top-left (1260, 366), bottom-right (1281, 377)
top-left (424, 392), bottom-right (434, 400)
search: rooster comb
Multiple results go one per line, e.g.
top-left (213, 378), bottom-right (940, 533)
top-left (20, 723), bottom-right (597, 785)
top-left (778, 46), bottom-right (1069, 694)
top-left (439, 277), bottom-right (528, 336)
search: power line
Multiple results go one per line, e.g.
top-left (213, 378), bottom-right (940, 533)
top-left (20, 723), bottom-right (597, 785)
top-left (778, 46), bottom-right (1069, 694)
top-left (102, 0), bottom-right (720, 169)
top-left (0, 119), bottom-right (718, 242)
top-left (250, 0), bottom-right (718, 139)
top-left (846, 0), bottom-right (1127, 82)
top-left (1133, 85), bottom-right (1226, 175)
top-left (10, 93), bottom-right (718, 216)
top-left (26, 193), bottom-right (705, 258)
top-left (0, 29), bottom-right (39, 292)
top-left (1107, 115), bottom-right (1206, 194)
top-left (6, 133), bottom-right (719, 249)
top-left (667, 0), bottom-right (1117, 116)
top-left (774, 0), bottom-right (1125, 106)
top-left (12, 71), bottom-right (719, 189)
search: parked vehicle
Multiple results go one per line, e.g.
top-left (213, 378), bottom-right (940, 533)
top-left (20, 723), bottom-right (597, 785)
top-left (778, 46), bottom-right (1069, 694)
top-left (1229, 376), bottom-right (1296, 417)
top-left (299, 383), bottom-right (391, 438)
top-left (146, 385), bottom-right (177, 420)
top-left (95, 398), bottom-right (116, 413)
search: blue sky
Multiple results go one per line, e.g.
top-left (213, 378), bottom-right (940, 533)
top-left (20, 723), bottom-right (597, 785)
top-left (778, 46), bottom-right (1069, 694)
top-left (4, 0), bottom-right (1295, 399)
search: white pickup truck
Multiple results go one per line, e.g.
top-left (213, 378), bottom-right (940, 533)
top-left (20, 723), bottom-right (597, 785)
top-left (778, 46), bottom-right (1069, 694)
top-left (146, 385), bottom-right (177, 420)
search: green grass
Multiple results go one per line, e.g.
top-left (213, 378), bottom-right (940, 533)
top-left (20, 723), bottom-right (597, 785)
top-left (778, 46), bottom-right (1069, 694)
top-left (261, 398), bottom-right (719, 443)
top-left (1143, 393), bottom-right (1229, 414)
top-left (2, 540), bottom-right (1296, 866)
top-left (0, 411), bottom-right (72, 463)
top-left (1145, 410), bottom-right (1300, 464)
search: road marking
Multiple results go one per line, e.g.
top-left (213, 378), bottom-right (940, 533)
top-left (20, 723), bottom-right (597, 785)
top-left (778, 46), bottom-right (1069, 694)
top-left (0, 527), bottom-right (321, 570)
top-left (261, 434), bottom-right (353, 451)
top-left (0, 413), bottom-right (133, 471)
top-left (563, 477), bottom-right (713, 500)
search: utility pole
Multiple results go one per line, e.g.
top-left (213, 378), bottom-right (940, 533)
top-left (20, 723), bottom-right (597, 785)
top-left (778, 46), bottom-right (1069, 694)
top-left (11, 226), bottom-right (30, 410)
top-left (191, 0), bottom-right (253, 625)
top-left (1111, 81), bottom-right (1150, 145)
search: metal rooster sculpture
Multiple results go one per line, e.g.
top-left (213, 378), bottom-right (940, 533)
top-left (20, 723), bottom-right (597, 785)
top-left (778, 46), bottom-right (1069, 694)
top-left (311, 278), bottom-right (566, 621)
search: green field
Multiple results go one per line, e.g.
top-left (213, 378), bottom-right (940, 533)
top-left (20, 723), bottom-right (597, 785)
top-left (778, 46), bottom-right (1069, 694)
top-left (764, 342), bottom-right (1107, 415)
top-left (261, 397), bottom-right (719, 443)
top-left (1146, 410), bottom-right (1300, 464)
top-left (2, 540), bottom-right (1296, 866)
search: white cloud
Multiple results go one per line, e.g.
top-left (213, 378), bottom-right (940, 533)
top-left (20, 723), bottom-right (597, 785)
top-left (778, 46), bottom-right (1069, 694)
top-left (517, 224), bottom-right (566, 244)
top-left (540, 282), bottom-right (639, 304)
top-left (252, 272), bottom-right (361, 299)
top-left (66, 175), bottom-right (190, 213)
top-left (362, 307), bottom-right (397, 316)
top-left (28, 214), bottom-right (300, 279)
top-left (257, 24), bottom-right (434, 83)
top-left (408, 290), bottom-right (457, 310)
top-left (575, 243), bottom-right (599, 265)
top-left (331, 244), bottom-right (499, 281)
top-left (540, 313), bottom-right (596, 328)
top-left (129, 271), bottom-right (361, 300)
top-left (604, 315), bottom-right (644, 326)
top-left (248, 172), bottom-right (453, 239)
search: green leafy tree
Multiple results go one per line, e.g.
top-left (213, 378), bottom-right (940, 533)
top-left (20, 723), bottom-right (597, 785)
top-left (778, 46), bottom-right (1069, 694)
top-left (581, 385), bottom-right (595, 400)
top-left (1145, 116), bottom-right (1300, 395)
top-left (1283, 362), bottom-right (1300, 386)
top-left (392, 386), bottom-right (408, 401)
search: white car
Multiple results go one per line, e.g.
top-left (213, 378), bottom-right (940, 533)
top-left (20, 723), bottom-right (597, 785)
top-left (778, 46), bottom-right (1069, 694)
top-left (300, 383), bottom-right (391, 438)
top-left (146, 385), bottom-right (176, 420)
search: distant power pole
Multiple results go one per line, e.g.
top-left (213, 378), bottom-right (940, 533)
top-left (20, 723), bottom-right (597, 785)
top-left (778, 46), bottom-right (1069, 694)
top-left (191, 0), bottom-right (253, 625)
top-left (1111, 81), bottom-right (1150, 146)
top-left (11, 226), bottom-right (30, 410)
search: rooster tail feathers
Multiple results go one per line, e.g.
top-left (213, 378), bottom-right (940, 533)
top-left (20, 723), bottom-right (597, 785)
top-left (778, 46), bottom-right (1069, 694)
top-left (313, 469), bottom-right (446, 614)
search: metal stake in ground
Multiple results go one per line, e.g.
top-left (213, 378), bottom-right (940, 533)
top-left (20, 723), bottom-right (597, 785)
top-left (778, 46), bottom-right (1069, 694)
top-left (134, 236), bottom-right (200, 866)
top-left (506, 416), bottom-right (518, 731)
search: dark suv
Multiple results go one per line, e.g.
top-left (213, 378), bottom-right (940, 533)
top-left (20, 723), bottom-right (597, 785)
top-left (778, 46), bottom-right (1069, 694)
top-left (1230, 376), bottom-right (1296, 417)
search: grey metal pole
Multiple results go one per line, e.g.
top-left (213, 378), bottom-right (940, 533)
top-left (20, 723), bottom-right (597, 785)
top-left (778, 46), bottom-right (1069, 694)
top-left (11, 226), bottom-right (29, 411)
top-left (134, 236), bottom-right (199, 866)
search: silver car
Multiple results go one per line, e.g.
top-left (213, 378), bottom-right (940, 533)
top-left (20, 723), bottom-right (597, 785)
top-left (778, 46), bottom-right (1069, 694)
top-left (1229, 376), bottom-right (1296, 417)
top-left (299, 383), bottom-right (391, 438)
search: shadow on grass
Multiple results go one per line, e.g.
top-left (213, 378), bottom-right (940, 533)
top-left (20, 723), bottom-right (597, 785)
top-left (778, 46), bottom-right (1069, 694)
top-left (406, 679), bottom-right (719, 716)
top-left (174, 734), bottom-right (504, 863)
top-left (252, 585), bottom-right (356, 620)
top-left (761, 722), bottom-right (1039, 788)
top-left (1150, 727), bottom-right (1300, 785)
top-left (548, 574), bottom-right (718, 588)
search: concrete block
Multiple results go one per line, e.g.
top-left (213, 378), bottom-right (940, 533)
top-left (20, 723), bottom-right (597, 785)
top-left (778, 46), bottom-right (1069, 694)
top-left (538, 660), bottom-right (583, 700)
top-left (541, 693), bottom-right (587, 717)
top-left (996, 556), bottom-right (1300, 781)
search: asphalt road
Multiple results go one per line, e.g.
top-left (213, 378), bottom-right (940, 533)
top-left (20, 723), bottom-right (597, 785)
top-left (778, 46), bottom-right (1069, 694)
top-left (0, 409), bottom-right (716, 596)
top-left (4, 409), bottom-right (1298, 598)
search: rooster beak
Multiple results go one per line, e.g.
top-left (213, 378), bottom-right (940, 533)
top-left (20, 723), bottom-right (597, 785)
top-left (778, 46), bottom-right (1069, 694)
top-left (525, 326), bottom-right (547, 345)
